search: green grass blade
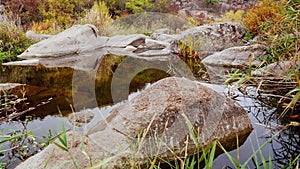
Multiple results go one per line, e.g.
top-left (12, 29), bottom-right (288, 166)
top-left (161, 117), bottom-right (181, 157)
top-left (207, 141), bottom-right (217, 168)
top-left (181, 113), bottom-right (200, 148)
top-left (44, 148), bottom-right (55, 168)
top-left (217, 141), bottom-right (239, 168)
top-left (88, 152), bottom-right (123, 169)
top-left (53, 141), bottom-right (69, 152)
top-left (268, 151), bottom-right (273, 169)
top-left (0, 134), bottom-right (23, 144)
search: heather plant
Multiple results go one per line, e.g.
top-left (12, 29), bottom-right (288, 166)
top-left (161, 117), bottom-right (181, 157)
top-left (3, 0), bottom-right (42, 28)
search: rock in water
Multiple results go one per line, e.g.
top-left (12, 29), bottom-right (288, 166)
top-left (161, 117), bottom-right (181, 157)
top-left (16, 77), bottom-right (252, 169)
top-left (202, 44), bottom-right (267, 83)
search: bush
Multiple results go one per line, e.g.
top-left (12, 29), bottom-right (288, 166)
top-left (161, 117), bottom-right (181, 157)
top-left (79, 1), bottom-right (113, 36)
top-left (243, 0), bottom-right (283, 34)
top-left (243, 0), bottom-right (299, 61)
top-left (5, 0), bottom-right (94, 34)
top-left (0, 11), bottom-right (35, 63)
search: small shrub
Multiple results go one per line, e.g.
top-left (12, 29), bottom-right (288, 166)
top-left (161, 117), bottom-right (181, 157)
top-left (30, 0), bottom-right (94, 34)
top-left (3, 0), bottom-right (43, 28)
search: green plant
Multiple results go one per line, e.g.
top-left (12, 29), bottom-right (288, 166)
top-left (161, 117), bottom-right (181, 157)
top-left (125, 0), bottom-right (154, 13)
top-left (51, 121), bottom-right (78, 169)
top-left (243, 0), bottom-right (299, 61)
top-left (30, 0), bottom-right (94, 34)
top-left (218, 123), bottom-right (300, 169)
top-left (202, 0), bottom-right (219, 4)
top-left (0, 11), bottom-right (35, 63)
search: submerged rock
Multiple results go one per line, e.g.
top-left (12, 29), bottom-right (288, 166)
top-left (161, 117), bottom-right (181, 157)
top-left (67, 109), bottom-right (94, 127)
top-left (202, 44), bottom-right (266, 83)
top-left (16, 77), bottom-right (252, 169)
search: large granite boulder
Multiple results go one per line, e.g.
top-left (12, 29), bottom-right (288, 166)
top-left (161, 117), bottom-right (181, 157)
top-left (202, 44), bottom-right (266, 83)
top-left (178, 22), bottom-right (246, 58)
top-left (16, 77), bottom-right (252, 169)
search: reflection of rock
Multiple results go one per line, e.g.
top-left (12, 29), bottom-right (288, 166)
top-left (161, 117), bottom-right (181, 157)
top-left (16, 77), bottom-right (252, 169)
top-left (202, 44), bottom-right (266, 83)
top-left (67, 109), bottom-right (94, 127)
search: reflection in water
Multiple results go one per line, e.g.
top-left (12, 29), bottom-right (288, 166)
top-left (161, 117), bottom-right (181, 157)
top-left (213, 87), bottom-right (300, 168)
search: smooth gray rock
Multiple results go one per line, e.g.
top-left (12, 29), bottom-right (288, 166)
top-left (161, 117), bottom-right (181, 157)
top-left (202, 44), bottom-right (266, 83)
top-left (13, 24), bottom-right (174, 70)
top-left (179, 22), bottom-right (246, 58)
top-left (18, 24), bottom-right (105, 59)
top-left (16, 77), bottom-right (252, 169)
